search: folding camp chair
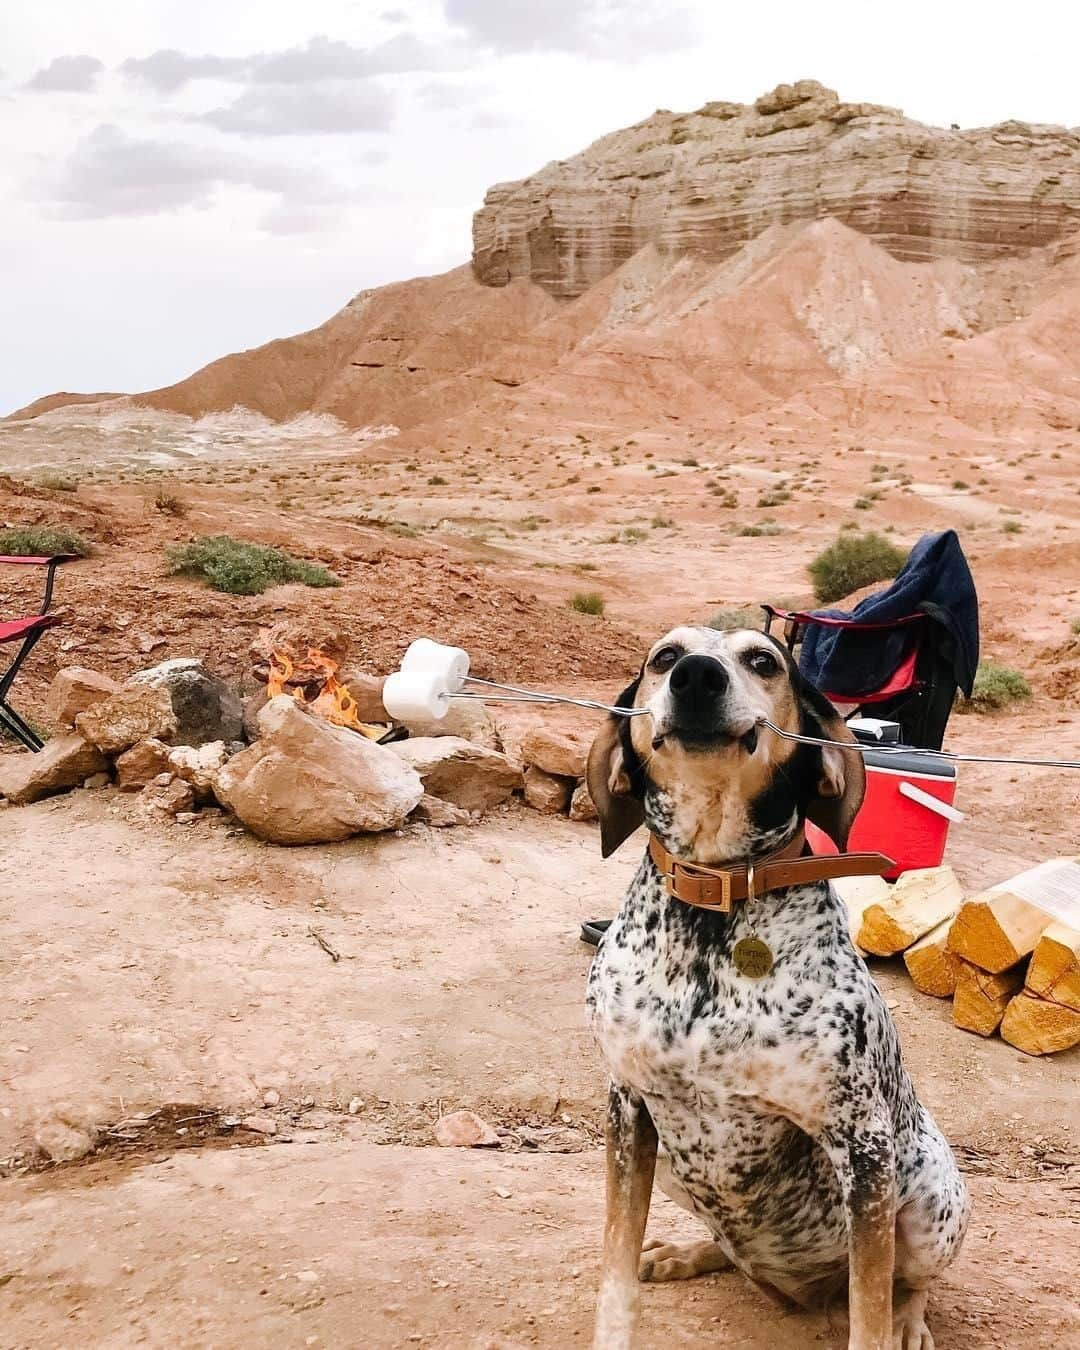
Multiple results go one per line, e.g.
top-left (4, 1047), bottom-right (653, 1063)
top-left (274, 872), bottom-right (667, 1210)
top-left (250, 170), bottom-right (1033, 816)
top-left (0, 553), bottom-right (76, 750)
top-left (761, 604), bottom-right (960, 750)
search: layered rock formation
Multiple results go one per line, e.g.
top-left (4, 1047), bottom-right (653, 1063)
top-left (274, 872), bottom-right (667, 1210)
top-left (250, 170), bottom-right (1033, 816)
top-left (473, 80), bottom-right (1080, 296)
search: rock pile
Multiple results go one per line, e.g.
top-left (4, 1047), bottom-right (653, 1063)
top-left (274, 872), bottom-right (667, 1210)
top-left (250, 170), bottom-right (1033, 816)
top-left (0, 655), bottom-right (602, 846)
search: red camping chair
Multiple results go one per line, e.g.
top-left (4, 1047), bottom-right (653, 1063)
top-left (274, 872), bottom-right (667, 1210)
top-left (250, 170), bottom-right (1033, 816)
top-left (1, 554), bottom-right (77, 750)
top-left (761, 604), bottom-right (958, 750)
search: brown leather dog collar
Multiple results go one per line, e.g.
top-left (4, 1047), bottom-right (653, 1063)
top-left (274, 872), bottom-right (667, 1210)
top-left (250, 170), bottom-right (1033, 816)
top-left (648, 832), bottom-right (894, 913)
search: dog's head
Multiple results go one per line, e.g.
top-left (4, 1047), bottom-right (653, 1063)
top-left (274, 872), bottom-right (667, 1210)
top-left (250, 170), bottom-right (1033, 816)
top-left (587, 626), bottom-right (865, 863)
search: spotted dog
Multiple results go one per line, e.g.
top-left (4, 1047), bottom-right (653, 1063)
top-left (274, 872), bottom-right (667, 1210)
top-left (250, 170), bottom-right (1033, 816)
top-left (585, 627), bottom-right (969, 1350)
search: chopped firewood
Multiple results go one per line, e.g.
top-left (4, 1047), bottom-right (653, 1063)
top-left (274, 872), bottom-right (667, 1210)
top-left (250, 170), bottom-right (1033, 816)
top-left (903, 918), bottom-right (962, 997)
top-left (1000, 990), bottom-right (1080, 1055)
top-left (952, 960), bottom-right (1025, 1036)
top-left (948, 858), bottom-right (1080, 974)
top-left (833, 875), bottom-right (891, 953)
top-left (1025, 922), bottom-right (1080, 1013)
top-left (857, 866), bottom-right (963, 957)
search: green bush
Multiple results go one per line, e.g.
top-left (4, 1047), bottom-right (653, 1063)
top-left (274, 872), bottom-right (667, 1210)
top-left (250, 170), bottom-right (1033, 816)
top-left (569, 591), bottom-right (605, 616)
top-left (0, 525), bottom-right (92, 557)
top-left (957, 661), bottom-right (1031, 713)
top-left (1001, 519), bottom-right (1023, 534)
top-left (807, 531), bottom-right (906, 604)
top-left (168, 535), bottom-right (340, 596)
top-left (735, 522), bottom-right (785, 537)
top-left (707, 605), bottom-right (762, 630)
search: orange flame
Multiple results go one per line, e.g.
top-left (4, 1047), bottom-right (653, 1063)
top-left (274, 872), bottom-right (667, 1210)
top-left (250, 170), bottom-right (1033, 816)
top-left (268, 647), bottom-right (381, 739)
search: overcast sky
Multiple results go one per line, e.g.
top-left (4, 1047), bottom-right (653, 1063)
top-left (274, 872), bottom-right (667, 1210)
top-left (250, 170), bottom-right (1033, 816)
top-left (2, 0), bottom-right (1079, 415)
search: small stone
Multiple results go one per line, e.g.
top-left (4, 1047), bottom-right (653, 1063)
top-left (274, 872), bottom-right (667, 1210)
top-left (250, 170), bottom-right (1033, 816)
top-left (520, 726), bottom-right (590, 779)
top-left (523, 765), bottom-right (572, 814)
top-left (410, 794), bottom-right (473, 828)
top-left (174, 811), bottom-right (199, 824)
top-left (241, 1113), bottom-right (279, 1135)
top-left (114, 738), bottom-right (173, 791)
top-left (140, 775), bottom-right (196, 817)
top-left (347, 1097), bottom-right (364, 1114)
top-left (167, 741), bottom-right (228, 798)
top-left (568, 780), bottom-right (598, 822)
top-left (45, 666), bottom-right (120, 726)
top-left (82, 772), bottom-right (111, 790)
top-left (434, 1109), bottom-right (500, 1148)
top-left (494, 1186), bottom-right (512, 1199)
top-left (263, 1090), bottom-right (281, 1107)
top-left (34, 1105), bottom-right (99, 1163)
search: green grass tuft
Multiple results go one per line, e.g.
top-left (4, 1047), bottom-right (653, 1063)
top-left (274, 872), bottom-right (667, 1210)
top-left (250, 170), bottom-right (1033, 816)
top-left (807, 531), bottom-right (906, 604)
top-left (569, 591), bottom-right (605, 616)
top-left (707, 605), bottom-right (763, 631)
top-left (167, 535), bottom-right (340, 596)
top-left (957, 661), bottom-right (1032, 713)
top-left (0, 525), bottom-right (92, 557)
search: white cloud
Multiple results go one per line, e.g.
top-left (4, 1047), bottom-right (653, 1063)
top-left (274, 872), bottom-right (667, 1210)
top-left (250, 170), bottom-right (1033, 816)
top-left (201, 80), bottom-right (395, 135)
top-left (119, 50), bottom-right (249, 93)
top-left (43, 124), bottom-right (343, 220)
top-left (26, 54), bottom-right (103, 91)
top-left (443, 0), bottom-right (701, 55)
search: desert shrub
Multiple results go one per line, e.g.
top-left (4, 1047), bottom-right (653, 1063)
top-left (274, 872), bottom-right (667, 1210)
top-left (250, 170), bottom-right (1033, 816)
top-left (735, 522), bottom-right (785, 537)
top-left (957, 661), bottom-right (1031, 713)
top-left (1071, 616), bottom-right (1080, 636)
top-left (36, 473), bottom-right (79, 492)
top-left (707, 605), bottom-right (762, 630)
top-left (650, 515), bottom-right (675, 529)
top-left (569, 591), bottom-right (605, 616)
top-left (807, 531), bottom-right (906, 604)
top-left (0, 525), bottom-right (92, 557)
top-left (152, 488), bottom-right (188, 517)
top-left (427, 475), bottom-right (448, 486)
top-left (1001, 519), bottom-right (1023, 534)
top-left (167, 535), bottom-right (339, 595)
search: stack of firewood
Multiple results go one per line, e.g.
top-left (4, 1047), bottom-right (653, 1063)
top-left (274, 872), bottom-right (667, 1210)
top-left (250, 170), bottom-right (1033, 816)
top-left (837, 860), bottom-right (1080, 1055)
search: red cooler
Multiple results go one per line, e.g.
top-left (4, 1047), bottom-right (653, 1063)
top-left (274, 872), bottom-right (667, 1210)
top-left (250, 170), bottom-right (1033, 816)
top-left (806, 747), bottom-right (961, 879)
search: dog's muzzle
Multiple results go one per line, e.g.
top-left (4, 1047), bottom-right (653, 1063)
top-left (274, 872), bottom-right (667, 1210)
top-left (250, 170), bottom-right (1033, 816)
top-left (658, 654), bottom-right (756, 751)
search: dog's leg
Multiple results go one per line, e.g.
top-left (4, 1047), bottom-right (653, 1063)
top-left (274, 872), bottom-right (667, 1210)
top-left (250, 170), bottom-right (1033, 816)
top-left (592, 1084), bottom-right (657, 1350)
top-left (639, 1153), bottom-right (733, 1283)
top-left (821, 1118), bottom-right (896, 1350)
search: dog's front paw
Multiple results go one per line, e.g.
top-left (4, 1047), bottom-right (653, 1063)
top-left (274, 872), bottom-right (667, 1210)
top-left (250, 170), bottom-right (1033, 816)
top-left (893, 1289), bottom-right (934, 1350)
top-left (638, 1237), bottom-right (732, 1283)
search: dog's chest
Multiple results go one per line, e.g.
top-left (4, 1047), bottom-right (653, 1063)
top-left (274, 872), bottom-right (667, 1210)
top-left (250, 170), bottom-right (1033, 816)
top-left (586, 874), bottom-right (852, 1131)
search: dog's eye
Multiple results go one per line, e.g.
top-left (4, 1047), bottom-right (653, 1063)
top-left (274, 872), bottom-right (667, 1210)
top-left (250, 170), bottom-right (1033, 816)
top-left (746, 650), bottom-right (779, 677)
top-left (651, 645), bottom-right (681, 672)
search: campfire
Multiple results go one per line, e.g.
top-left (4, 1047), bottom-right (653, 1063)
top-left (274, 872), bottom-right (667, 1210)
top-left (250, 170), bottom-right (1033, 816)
top-left (266, 647), bottom-right (382, 739)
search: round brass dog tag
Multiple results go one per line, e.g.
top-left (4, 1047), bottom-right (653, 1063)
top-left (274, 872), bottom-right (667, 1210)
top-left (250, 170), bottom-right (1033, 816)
top-left (732, 937), bottom-right (774, 979)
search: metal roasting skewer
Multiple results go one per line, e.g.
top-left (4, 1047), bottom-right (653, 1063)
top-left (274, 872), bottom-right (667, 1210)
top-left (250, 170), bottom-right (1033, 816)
top-left (445, 679), bottom-right (1080, 770)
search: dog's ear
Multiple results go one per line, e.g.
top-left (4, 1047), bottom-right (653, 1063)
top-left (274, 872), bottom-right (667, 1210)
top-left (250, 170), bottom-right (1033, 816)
top-left (794, 672), bottom-right (865, 850)
top-left (586, 674), bottom-right (646, 859)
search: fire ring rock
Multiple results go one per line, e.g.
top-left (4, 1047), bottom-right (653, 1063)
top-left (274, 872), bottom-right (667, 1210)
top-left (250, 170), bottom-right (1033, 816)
top-left (130, 658), bottom-right (243, 748)
top-left (389, 736), bottom-right (522, 814)
top-left (213, 696), bottom-right (423, 844)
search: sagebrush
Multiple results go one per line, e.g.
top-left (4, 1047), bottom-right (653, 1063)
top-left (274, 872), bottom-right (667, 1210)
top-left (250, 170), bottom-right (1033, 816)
top-left (807, 532), bottom-right (906, 604)
top-left (957, 661), bottom-right (1031, 713)
top-left (0, 525), bottom-right (92, 557)
top-left (168, 535), bottom-right (340, 595)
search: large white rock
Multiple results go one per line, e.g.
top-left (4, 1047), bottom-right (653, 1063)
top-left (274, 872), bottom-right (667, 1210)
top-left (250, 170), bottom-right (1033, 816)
top-left (213, 696), bottom-right (422, 845)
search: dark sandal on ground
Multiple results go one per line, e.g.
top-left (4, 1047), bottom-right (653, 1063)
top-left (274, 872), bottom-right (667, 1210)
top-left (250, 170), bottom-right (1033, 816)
top-left (580, 919), bottom-right (612, 946)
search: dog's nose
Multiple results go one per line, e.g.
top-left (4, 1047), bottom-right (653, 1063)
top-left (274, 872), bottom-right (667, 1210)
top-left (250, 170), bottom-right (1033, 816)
top-left (669, 654), bottom-right (729, 699)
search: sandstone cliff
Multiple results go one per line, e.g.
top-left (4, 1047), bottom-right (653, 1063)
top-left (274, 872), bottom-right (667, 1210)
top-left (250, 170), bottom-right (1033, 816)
top-left (473, 80), bottom-right (1080, 296)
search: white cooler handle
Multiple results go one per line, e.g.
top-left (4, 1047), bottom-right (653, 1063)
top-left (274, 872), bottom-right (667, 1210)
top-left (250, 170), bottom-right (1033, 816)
top-left (898, 780), bottom-right (966, 823)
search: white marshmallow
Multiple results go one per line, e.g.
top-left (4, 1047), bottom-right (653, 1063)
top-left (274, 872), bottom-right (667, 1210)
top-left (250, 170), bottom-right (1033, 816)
top-left (381, 669), bottom-right (452, 722)
top-left (400, 638), bottom-right (470, 691)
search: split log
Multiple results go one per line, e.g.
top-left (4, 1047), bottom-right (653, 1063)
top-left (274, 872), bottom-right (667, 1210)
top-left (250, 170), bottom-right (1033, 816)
top-left (951, 960), bottom-right (1025, 1037)
top-left (903, 918), bottom-right (961, 998)
top-left (832, 875), bottom-right (891, 954)
top-left (1000, 990), bottom-right (1080, 1055)
top-left (948, 858), bottom-right (1080, 973)
top-left (1025, 923), bottom-right (1080, 1013)
top-left (857, 866), bottom-right (963, 957)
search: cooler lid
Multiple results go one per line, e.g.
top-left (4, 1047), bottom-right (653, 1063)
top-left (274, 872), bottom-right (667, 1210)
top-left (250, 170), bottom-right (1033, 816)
top-left (861, 746), bottom-right (957, 779)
